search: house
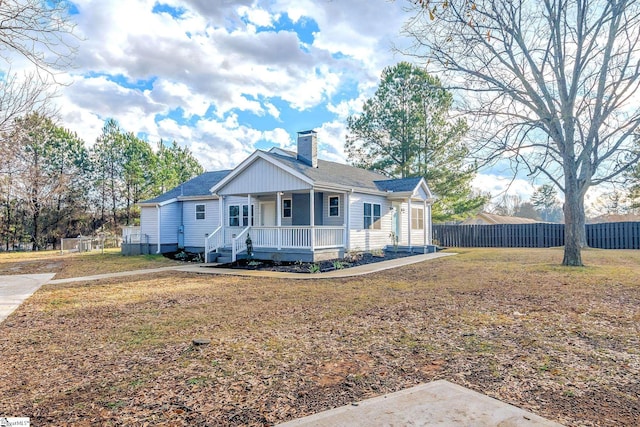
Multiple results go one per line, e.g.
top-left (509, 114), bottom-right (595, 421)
top-left (461, 212), bottom-right (541, 225)
top-left (128, 130), bottom-right (436, 262)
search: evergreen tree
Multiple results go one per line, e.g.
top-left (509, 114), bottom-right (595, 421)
top-left (346, 62), bottom-right (486, 221)
top-left (531, 185), bottom-right (563, 222)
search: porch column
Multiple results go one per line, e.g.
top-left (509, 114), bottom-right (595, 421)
top-left (247, 194), bottom-right (252, 226)
top-left (408, 198), bottom-right (412, 250)
top-left (427, 203), bottom-right (433, 245)
top-left (343, 192), bottom-right (349, 250)
top-left (310, 189), bottom-right (315, 249)
top-left (423, 200), bottom-right (428, 251)
top-left (220, 196), bottom-right (225, 244)
top-left (277, 192), bottom-right (282, 250)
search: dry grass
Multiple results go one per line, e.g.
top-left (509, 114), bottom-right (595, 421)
top-left (0, 247), bottom-right (638, 426)
top-left (0, 248), bottom-right (180, 278)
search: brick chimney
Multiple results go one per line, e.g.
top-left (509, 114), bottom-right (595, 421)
top-left (297, 130), bottom-right (317, 168)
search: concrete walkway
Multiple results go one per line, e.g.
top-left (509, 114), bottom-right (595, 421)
top-left (277, 380), bottom-right (564, 426)
top-left (0, 273), bottom-right (55, 323)
top-left (48, 265), bottom-right (189, 285)
top-left (179, 252), bottom-right (456, 279)
top-left (46, 252), bottom-right (456, 285)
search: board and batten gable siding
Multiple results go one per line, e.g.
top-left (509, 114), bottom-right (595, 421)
top-left (182, 200), bottom-right (220, 248)
top-left (140, 206), bottom-right (158, 243)
top-left (323, 193), bottom-right (344, 227)
top-left (348, 192), bottom-right (392, 251)
top-left (217, 158), bottom-right (311, 195)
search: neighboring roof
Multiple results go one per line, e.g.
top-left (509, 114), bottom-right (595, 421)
top-left (141, 170), bottom-right (231, 204)
top-left (588, 213), bottom-right (640, 223)
top-left (461, 212), bottom-right (540, 225)
top-left (374, 177), bottom-right (424, 192)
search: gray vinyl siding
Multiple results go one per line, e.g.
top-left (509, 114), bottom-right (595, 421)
top-left (140, 206), bottom-right (158, 243)
top-left (348, 193), bottom-right (392, 251)
top-left (160, 203), bottom-right (180, 244)
top-left (218, 158), bottom-right (311, 195)
top-left (183, 200), bottom-right (220, 248)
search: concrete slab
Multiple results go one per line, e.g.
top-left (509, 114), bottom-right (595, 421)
top-left (277, 380), bottom-right (564, 427)
top-left (0, 273), bottom-right (55, 323)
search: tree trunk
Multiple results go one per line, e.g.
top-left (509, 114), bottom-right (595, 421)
top-left (562, 178), bottom-right (586, 266)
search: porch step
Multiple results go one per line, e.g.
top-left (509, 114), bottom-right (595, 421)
top-left (217, 256), bottom-right (233, 264)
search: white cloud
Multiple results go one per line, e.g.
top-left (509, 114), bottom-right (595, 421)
top-left (33, 0), bottom-right (413, 173)
top-left (472, 173), bottom-right (537, 201)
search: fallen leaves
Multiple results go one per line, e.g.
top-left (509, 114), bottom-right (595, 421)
top-left (0, 248), bottom-right (639, 425)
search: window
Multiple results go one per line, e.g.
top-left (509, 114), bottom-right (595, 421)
top-left (282, 199), bottom-right (292, 218)
top-left (229, 204), bottom-right (254, 227)
top-left (411, 207), bottom-right (424, 230)
top-left (195, 204), bottom-right (205, 220)
top-left (229, 205), bottom-right (240, 227)
top-left (242, 204), bottom-right (254, 226)
top-left (364, 202), bottom-right (381, 229)
top-left (329, 196), bottom-right (340, 217)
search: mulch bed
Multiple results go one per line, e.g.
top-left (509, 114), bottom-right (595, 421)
top-left (213, 251), bottom-right (422, 273)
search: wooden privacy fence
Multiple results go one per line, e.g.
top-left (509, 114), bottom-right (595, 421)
top-left (433, 222), bottom-right (640, 249)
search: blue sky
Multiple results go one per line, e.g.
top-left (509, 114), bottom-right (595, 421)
top-left (17, 0), bottom-right (546, 204)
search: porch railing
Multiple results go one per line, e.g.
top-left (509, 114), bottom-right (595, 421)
top-left (232, 226), bottom-right (251, 262)
top-left (223, 226), bottom-right (345, 261)
top-left (253, 226), bottom-right (344, 249)
top-left (204, 226), bottom-right (223, 262)
top-left (314, 227), bottom-right (345, 249)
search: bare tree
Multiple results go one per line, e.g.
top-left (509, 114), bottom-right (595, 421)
top-left (402, 0), bottom-right (640, 266)
top-left (0, 0), bottom-right (77, 71)
top-left (0, 1), bottom-right (77, 136)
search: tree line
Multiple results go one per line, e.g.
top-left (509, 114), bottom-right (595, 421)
top-left (0, 115), bottom-right (203, 251)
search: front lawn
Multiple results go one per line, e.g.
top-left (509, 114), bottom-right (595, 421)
top-left (0, 248), bottom-right (180, 278)
top-left (0, 248), bottom-right (638, 426)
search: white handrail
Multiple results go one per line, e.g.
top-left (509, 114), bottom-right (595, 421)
top-left (232, 226), bottom-right (251, 262)
top-left (204, 225), bottom-right (223, 262)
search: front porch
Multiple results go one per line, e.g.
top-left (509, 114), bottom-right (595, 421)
top-left (205, 225), bottom-right (346, 262)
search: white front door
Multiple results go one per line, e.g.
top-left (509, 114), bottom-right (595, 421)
top-left (260, 202), bottom-right (276, 226)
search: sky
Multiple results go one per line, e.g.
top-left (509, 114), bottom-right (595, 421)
top-left (22, 0), bottom-right (542, 204)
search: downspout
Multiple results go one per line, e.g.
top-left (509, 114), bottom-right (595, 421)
top-left (156, 204), bottom-right (161, 254)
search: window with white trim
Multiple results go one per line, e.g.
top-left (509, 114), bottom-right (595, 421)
top-left (195, 204), bottom-right (205, 220)
top-left (364, 202), bottom-right (381, 229)
top-left (282, 199), bottom-right (292, 218)
top-left (411, 207), bottom-right (424, 230)
top-left (242, 204), bottom-right (254, 226)
top-left (329, 196), bottom-right (340, 217)
top-left (229, 205), bottom-right (240, 227)
top-left (229, 204), bottom-right (254, 227)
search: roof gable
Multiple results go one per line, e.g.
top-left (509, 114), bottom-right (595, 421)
top-left (211, 150), bottom-right (314, 194)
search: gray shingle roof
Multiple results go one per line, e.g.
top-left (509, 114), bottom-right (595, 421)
top-left (143, 150), bottom-right (426, 205)
top-left (374, 177), bottom-right (423, 192)
top-left (141, 170), bottom-right (231, 204)
top-left (265, 151), bottom-right (395, 191)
